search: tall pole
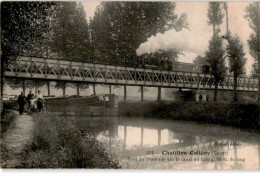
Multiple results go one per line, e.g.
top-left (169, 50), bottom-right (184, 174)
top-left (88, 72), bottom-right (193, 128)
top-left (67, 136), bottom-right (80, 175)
top-left (109, 84), bottom-right (112, 95)
top-left (124, 85), bottom-right (127, 100)
top-left (140, 86), bottom-right (144, 101)
top-left (93, 84), bottom-right (96, 97)
top-left (157, 87), bottom-right (161, 101)
top-left (224, 2), bottom-right (229, 36)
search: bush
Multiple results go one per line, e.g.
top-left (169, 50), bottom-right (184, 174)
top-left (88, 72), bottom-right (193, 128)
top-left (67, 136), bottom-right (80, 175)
top-left (119, 101), bottom-right (260, 131)
top-left (1, 110), bottom-right (16, 134)
top-left (19, 111), bottom-right (121, 168)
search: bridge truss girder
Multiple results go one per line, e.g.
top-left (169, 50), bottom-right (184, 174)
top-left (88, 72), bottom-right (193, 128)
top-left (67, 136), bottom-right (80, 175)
top-left (4, 56), bottom-right (259, 92)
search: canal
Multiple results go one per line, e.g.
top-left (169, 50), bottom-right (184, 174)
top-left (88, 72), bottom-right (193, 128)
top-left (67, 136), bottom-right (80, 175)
top-left (68, 115), bottom-right (260, 170)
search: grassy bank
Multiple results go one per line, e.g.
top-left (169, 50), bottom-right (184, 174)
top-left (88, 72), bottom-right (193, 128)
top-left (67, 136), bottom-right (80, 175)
top-left (119, 101), bottom-right (260, 131)
top-left (1, 109), bottom-right (16, 135)
top-left (19, 111), bottom-right (121, 168)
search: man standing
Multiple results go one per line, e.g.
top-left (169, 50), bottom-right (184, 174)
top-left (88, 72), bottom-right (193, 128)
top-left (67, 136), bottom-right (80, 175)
top-left (27, 90), bottom-right (33, 110)
top-left (17, 91), bottom-right (26, 115)
top-left (36, 90), bottom-right (44, 111)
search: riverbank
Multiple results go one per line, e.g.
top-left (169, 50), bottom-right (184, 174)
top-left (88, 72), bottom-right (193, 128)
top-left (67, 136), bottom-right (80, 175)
top-left (1, 109), bottom-right (17, 135)
top-left (1, 112), bottom-right (34, 168)
top-left (119, 101), bottom-right (260, 132)
top-left (18, 111), bottom-right (121, 168)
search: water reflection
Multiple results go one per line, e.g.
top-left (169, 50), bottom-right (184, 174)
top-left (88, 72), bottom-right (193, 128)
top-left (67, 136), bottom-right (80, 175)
top-left (69, 116), bottom-right (260, 170)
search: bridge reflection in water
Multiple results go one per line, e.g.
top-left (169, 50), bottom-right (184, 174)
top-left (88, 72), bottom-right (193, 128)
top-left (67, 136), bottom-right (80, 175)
top-left (68, 115), bottom-right (260, 170)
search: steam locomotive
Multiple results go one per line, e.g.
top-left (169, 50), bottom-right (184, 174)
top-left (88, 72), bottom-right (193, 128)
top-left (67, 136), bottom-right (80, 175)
top-left (138, 57), bottom-right (210, 74)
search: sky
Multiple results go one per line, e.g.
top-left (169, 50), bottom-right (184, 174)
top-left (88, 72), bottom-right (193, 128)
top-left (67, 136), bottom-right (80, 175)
top-left (82, 1), bottom-right (255, 75)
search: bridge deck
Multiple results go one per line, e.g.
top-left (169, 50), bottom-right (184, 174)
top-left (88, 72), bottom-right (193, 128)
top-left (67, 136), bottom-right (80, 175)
top-left (4, 56), bottom-right (259, 92)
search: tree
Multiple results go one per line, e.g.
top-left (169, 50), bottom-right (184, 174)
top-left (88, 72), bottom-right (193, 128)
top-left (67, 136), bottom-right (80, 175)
top-left (223, 2), bottom-right (229, 36)
top-left (54, 82), bottom-right (67, 97)
top-left (49, 2), bottom-right (91, 62)
top-left (206, 35), bottom-right (227, 101)
top-left (4, 78), bottom-right (27, 93)
top-left (193, 55), bottom-right (208, 65)
top-left (245, 2), bottom-right (260, 103)
top-left (1, 2), bottom-right (57, 112)
top-left (251, 62), bottom-right (258, 78)
top-left (226, 35), bottom-right (247, 101)
top-left (70, 83), bottom-right (89, 97)
top-left (90, 1), bottom-right (188, 67)
top-left (49, 2), bottom-right (91, 96)
top-left (207, 2), bottom-right (224, 36)
top-left (27, 80), bottom-right (46, 95)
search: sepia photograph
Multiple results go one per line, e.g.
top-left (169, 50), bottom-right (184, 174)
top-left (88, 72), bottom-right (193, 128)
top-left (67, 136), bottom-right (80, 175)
top-left (0, 0), bottom-right (260, 171)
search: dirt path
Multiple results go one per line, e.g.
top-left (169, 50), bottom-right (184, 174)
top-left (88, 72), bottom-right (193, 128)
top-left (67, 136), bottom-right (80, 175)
top-left (1, 111), bottom-right (34, 168)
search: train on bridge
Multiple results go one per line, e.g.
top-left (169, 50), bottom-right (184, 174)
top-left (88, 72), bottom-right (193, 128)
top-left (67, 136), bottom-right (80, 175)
top-left (138, 57), bottom-right (211, 74)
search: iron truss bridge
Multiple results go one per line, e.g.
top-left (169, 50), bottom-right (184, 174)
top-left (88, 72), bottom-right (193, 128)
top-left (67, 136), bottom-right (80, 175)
top-left (4, 56), bottom-right (259, 92)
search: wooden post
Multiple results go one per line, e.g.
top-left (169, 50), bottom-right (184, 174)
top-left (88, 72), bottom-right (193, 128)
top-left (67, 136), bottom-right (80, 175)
top-left (47, 81), bottom-right (50, 96)
top-left (157, 87), bottom-right (161, 101)
top-left (141, 86), bottom-right (144, 101)
top-left (124, 85), bottom-right (127, 100)
top-left (93, 84), bottom-right (96, 97)
top-left (63, 83), bottom-right (66, 97)
top-left (109, 84), bottom-right (112, 95)
top-left (76, 83), bottom-right (80, 97)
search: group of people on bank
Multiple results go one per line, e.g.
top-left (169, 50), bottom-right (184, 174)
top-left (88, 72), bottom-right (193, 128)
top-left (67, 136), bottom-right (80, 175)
top-left (17, 90), bottom-right (45, 115)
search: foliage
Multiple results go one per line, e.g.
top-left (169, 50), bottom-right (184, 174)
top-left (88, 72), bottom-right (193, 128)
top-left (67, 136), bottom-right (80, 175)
top-left (4, 78), bottom-right (46, 94)
top-left (19, 111), bottom-right (121, 168)
top-left (251, 62), bottom-right (258, 78)
top-left (227, 35), bottom-right (246, 77)
top-left (193, 55), bottom-right (209, 65)
top-left (54, 82), bottom-right (67, 96)
top-left (206, 35), bottom-right (226, 83)
top-left (1, 110), bottom-right (16, 135)
top-left (1, 2), bottom-right (57, 62)
top-left (90, 1), bottom-right (188, 66)
top-left (245, 3), bottom-right (260, 61)
top-left (49, 2), bottom-right (91, 62)
top-left (206, 35), bottom-right (226, 101)
top-left (226, 34), bottom-right (247, 101)
top-left (70, 83), bottom-right (89, 96)
top-left (119, 101), bottom-right (260, 131)
top-left (207, 2), bottom-right (224, 35)
top-left (1, 2), bottom-right (57, 100)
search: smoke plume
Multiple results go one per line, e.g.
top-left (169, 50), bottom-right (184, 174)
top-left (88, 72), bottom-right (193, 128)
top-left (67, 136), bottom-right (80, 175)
top-left (136, 29), bottom-right (209, 56)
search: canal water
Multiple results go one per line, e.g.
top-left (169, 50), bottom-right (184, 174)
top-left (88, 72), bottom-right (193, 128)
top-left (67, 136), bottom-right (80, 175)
top-left (67, 115), bottom-right (260, 170)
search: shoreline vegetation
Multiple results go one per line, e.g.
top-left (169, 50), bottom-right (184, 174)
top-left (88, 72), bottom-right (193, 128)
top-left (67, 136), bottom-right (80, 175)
top-left (18, 111), bottom-right (121, 168)
top-left (119, 101), bottom-right (260, 132)
top-left (1, 109), bottom-right (16, 135)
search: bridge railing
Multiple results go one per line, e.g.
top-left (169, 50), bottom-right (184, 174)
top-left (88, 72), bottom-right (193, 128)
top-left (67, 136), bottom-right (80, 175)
top-left (4, 56), bottom-right (259, 92)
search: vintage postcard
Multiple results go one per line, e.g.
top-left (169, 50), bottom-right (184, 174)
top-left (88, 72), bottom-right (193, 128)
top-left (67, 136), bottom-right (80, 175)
top-left (0, 0), bottom-right (260, 170)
